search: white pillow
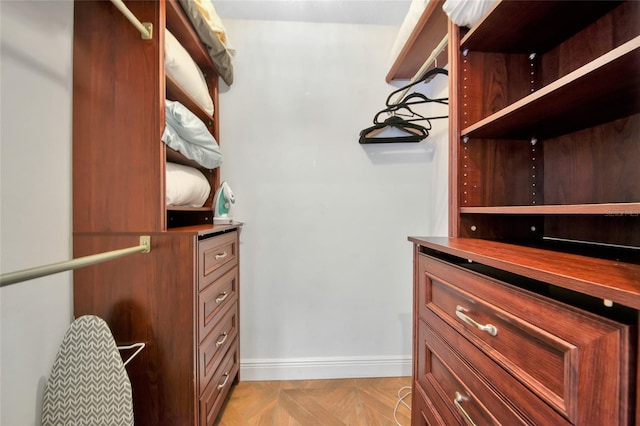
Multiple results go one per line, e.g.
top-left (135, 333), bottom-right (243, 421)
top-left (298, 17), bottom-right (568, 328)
top-left (163, 100), bottom-right (223, 169)
top-left (165, 162), bottom-right (211, 207)
top-left (165, 29), bottom-right (214, 116)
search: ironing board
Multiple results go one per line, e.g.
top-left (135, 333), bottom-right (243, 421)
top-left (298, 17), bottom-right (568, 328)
top-left (41, 315), bottom-right (134, 425)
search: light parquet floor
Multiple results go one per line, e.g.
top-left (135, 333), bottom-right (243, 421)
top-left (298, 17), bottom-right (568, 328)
top-left (216, 377), bottom-right (412, 426)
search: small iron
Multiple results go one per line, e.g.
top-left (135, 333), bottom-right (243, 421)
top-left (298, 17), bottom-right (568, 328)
top-left (213, 181), bottom-right (235, 224)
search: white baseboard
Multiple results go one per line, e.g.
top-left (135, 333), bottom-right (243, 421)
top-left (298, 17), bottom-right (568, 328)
top-left (239, 355), bottom-right (412, 381)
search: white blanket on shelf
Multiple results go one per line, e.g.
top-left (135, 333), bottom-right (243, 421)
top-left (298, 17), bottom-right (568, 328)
top-left (442, 0), bottom-right (496, 28)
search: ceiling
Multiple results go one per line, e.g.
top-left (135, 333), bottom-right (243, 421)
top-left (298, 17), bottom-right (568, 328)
top-left (212, 0), bottom-right (413, 26)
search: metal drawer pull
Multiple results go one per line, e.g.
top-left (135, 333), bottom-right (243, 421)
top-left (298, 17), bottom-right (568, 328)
top-left (217, 372), bottom-right (230, 390)
top-left (215, 252), bottom-right (228, 260)
top-left (215, 292), bottom-right (229, 304)
top-left (454, 392), bottom-right (477, 426)
top-left (216, 332), bottom-right (228, 347)
top-left (455, 305), bottom-right (498, 336)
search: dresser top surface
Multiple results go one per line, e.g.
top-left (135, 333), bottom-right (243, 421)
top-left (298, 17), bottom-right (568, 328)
top-left (410, 236), bottom-right (640, 309)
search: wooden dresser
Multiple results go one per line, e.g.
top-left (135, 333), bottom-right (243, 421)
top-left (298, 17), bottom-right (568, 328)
top-left (409, 1), bottom-right (639, 425)
top-left (72, 1), bottom-right (240, 424)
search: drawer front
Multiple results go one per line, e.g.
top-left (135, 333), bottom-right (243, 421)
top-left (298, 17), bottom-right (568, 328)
top-left (417, 254), bottom-right (631, 424)
top-left (412, 382), bottom-right (459, 426)
top-left (199, 339), bottom-right (239, 426)
top-left (198, 231), bottom-right (238, 290)
top-left (198, 267), bottom-right (238, 343)
top-left (198, 302), bottom-right (238, 393)
top-left (417, 319), bottom-right (540, 425)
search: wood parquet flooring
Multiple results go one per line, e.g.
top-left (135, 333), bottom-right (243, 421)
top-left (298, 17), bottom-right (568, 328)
top-left (216, 377), bottom-right (412, 426)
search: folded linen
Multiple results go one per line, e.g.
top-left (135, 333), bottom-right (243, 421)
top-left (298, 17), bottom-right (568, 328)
top-left (165, 29), bottom-right (215, 115)
top-left (162, 99), bottom-right (223, 170)
top-left (178, 0), bottom-right (234, 86)
top-left (165, 162), bottom-right (211, 207)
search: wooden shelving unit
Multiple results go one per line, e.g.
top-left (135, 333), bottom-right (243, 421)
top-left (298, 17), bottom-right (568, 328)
top-left (72, 1), bottom-right (240, 424)
top-left (410, 1), bottom-right (639, 424)
top-left (461, 37), bottom-right (640, 140)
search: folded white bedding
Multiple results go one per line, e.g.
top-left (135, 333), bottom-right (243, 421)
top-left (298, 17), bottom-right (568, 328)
top-left (178, 0), bottom-right (235, 86)
top-left (162, 99), bottom-right (223, 170)
top-left (442, 0), bottom-right (496, 28)
top-left (165, 162), bottom-right (211, 207)
top-left (165, 29), bottom-right (215, 116)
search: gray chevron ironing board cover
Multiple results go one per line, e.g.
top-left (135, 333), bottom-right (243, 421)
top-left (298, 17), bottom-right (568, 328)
top-left (41, 315), bottom-right (134, 425)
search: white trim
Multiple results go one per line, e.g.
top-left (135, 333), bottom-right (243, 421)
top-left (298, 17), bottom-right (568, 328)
top-left (240, 355), bottom-right (412, 381)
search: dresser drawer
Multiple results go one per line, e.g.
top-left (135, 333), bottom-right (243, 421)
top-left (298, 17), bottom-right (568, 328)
top-left (417, 253), bottom-right (633, 425)
top-left (199, 339), bottom-right (239, 426)
top-left (198, 267), bottom-right (238, 343)
top-left (412, 381), bottom-right (459, 426)
top-left (198, 231), bottom-right (238, 290)
top-left (417, 318), bottom-right (552, 425)
top-left (198, 301), bottom-right (238, 394)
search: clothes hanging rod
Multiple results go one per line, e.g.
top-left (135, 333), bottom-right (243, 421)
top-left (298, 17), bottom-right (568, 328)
top-left (391, 34), bottom-right (448, 105)
top-left (109, 0), bottom-right (153, 40)
top-left (0, 236), bottom-right (151, 288)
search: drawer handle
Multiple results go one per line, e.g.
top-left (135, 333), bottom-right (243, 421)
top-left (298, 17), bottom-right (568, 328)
top-left (217, 372), bottom-right (230, 390)
top-left (455, 305), bottom-right (498, 336)
top-left (215, 252), bottom-right (228, 260)
top-left (216, 332), bottom-right (228, 347)
top-left (215, 292), bottom-right (229, 304)
top-left (453, 392), bottom-right (477, 426)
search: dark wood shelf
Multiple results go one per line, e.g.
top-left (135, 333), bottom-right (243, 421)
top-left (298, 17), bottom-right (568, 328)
top-left (385, 0), bottom-right (447, 82)
top-left (409, 236), bottom-right (640, 309)
top-left (460, 203), bottom-right (640, 215)
top-left (460, 0), bottom-right (623, 54)
top-left (166, 206), bottom-right (211, 211)
top-left (165, 145), bottom-right (210, 170)
top-left (461, 37), bottom-right (640, 140)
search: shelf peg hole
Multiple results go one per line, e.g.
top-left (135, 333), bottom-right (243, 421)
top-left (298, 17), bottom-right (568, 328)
top-left (530, 226), bottom-right (536, 232)
top-left (470, 225), bottom-right (477, 231)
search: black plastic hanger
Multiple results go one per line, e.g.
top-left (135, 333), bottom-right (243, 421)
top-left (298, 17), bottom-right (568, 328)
top-left (358, 67), bottom-right (449, 144)
top-left (359, 116), bottom-right (431, 144)
top-left (385, 67), bottom-right (449, 107)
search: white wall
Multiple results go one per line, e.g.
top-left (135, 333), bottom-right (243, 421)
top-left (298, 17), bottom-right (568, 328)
top-left (219, 19), bottom-right (449, 380)
top-left (0, 1), bottom-right (74, 424)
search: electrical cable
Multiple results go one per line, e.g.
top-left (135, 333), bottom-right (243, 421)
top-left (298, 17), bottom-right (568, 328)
top-left (393, 385), bottom-right (412, 426)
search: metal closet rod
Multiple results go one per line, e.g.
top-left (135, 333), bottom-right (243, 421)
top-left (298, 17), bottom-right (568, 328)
top-left (0, 236), bottom-right (151, 288)
top-left (391, 34), bottom-right (449, 105)
top-left (109, 0), bottom-right (153, 40)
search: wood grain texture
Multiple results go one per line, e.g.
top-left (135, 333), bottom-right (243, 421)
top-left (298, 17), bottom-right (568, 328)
top-left (74, 232), bottom-right (198, 425)
top-left (409, 237), bottom-right (640, 309)
top-left (385, 0), bottom-right (447, 82)
top-left (73, 0), bottom-right (164, 233)
top-left (216, 377), bottom-right (412, 426)
top-left (460, 1), bottom-right (623, 54)
top-left (418, 253), bottom-right (634, 424)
